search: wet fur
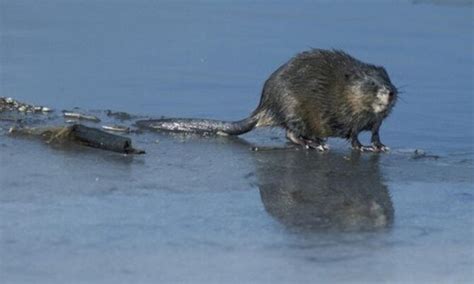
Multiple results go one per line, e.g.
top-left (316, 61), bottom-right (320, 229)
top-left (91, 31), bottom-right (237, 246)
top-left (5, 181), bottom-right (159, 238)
top-left (137, 49), bottom-right (397, 149)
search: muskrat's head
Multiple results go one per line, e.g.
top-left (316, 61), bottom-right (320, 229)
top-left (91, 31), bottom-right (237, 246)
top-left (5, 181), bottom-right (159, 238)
top-left (347, 66), bottom-right (398, 114)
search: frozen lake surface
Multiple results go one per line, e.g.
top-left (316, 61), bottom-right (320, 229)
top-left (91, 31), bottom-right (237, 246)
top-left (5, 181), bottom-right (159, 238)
top-left (1, 0), bottom-right (473, 283)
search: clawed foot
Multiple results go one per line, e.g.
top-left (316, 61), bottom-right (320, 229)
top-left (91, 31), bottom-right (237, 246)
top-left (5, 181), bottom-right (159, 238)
top-left (286, 131), bottom-right (329, 152)
top-left (353, 144), bottom-right (390, 153)
top-left (376, 145), bottom-right (390, 152)
top-left (306, 140), bottom-right (330, 152)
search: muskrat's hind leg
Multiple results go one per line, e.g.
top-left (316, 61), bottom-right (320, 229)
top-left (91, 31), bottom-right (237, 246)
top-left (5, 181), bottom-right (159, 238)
top-left (286, 130), bottom-right (306, 147)
top-left (286, 130), bottom-right (328, 151)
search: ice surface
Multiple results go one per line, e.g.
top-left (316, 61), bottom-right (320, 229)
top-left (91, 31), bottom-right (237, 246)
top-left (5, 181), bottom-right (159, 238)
top-left (1, 0), bottom-right (473, 283)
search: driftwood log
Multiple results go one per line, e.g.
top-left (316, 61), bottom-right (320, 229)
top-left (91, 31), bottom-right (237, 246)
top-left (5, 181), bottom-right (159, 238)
top-left (70, 124), bottom-right (143, 154)
top-left (9, 124), bottom-right (145, 154)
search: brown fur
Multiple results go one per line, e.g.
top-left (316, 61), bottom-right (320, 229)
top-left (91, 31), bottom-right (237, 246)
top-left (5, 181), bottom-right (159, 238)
top-left (252, 49), bottom-right (398, 150)
top-left (137, 49), bottom-right (398, 151)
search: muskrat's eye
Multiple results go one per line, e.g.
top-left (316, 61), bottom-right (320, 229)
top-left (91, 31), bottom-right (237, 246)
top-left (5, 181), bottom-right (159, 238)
top-left (365, 81), bottom-right (379, 95)
top-left (367, 81), bottom-right (377, 90)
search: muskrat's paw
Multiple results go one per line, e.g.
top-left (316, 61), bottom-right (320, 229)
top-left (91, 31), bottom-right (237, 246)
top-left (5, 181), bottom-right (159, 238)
top-left (359, 145), bottom-right (377, 152)
top-left (314, 144), bottom-right (329, 152)
top-left (352, 145), bottom-right (377, 152)
top-left (354, 144), bottom-right (390, 153)
top-left (306, 140), bottom-right (329, 152)
top-left (374, 145), bottom-right (390, 152)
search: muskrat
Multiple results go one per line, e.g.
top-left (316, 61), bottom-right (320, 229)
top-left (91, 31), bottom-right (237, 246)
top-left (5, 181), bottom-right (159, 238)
top-left (136, 49), bottom-right (398, 152)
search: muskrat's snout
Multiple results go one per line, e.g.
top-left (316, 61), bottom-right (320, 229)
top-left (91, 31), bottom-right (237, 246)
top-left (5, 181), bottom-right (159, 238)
top-left (372, 85), bottom-right (397, 113)
top-left (387, 88), bottom-right (398, 106)
top-left (388, 90), bottom-right (396, 101)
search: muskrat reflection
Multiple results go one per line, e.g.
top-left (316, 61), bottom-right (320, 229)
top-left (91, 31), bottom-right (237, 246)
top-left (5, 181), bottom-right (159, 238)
top-left (255, 151), bottom-right (393, 231)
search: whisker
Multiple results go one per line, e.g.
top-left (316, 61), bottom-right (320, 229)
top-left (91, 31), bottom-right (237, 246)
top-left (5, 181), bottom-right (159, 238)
top-left (396, 94), bottom-right (407, 103)
top-left (395, 84), bottom-right (409, 93)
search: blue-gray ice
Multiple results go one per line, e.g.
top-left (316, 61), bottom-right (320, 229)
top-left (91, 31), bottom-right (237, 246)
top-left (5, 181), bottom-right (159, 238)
top-left (1, 0), bottom-right (473, 283)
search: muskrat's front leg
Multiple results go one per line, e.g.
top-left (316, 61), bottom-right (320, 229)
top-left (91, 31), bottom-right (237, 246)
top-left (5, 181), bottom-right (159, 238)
top-left (351, 134), bottom-right (368, 151)
top-left (371, 122), bottom-right (390, 152)
top-left (286, 130), bottom-right (328, 151)
top-left (351, 126), bottom-right (389, 153)
top-left (351, 133), bottom-right (376, 152)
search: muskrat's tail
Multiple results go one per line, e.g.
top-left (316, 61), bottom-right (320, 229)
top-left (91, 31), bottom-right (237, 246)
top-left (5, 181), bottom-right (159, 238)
top-left (135, 115), bottom-right (259, 136)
